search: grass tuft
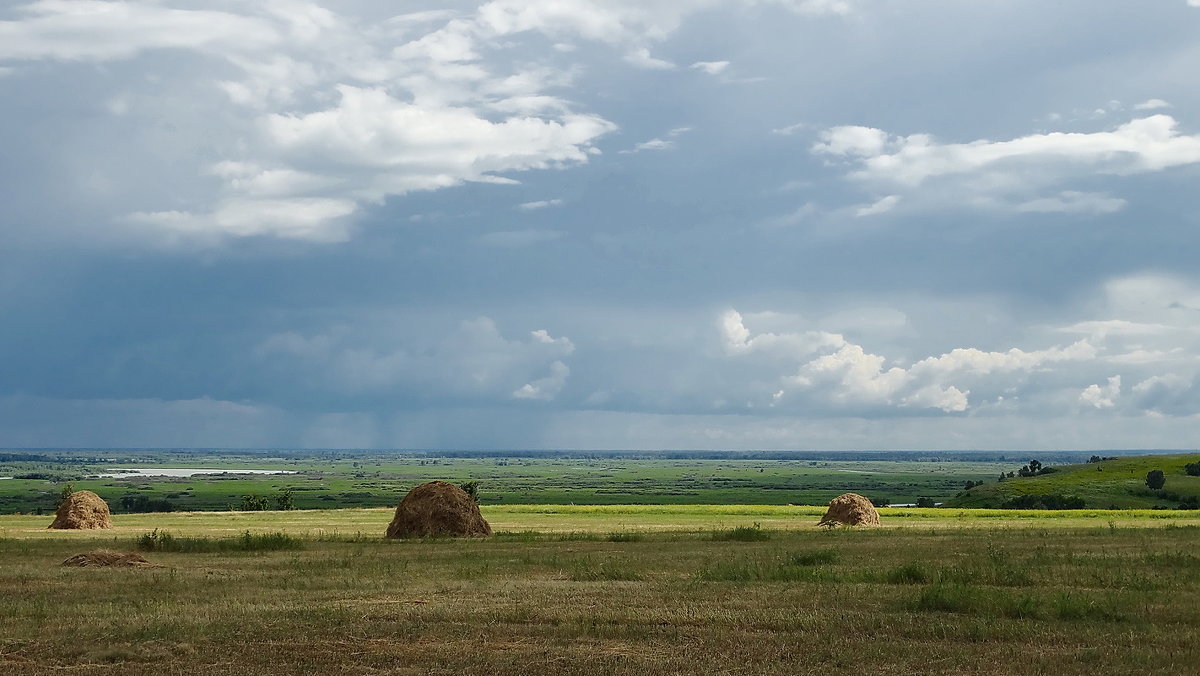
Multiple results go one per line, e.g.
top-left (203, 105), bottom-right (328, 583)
top-left (787, 548), bottom-right (840, 566)
top-left (883, 562), bottom-right (930, 584)
top-left (570, 557), bottom-right (645, 581)
top-left (711, 523), bottom-right (771, 541)
top-left (136, 529), bottom-right (302, 553)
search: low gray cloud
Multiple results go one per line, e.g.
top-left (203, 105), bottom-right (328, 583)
top-left (1, 0), bottom-right (1199, 449)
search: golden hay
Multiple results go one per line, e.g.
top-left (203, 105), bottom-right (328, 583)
top-left (61, 550), bottom-right (153, 567)
top-left (818, 493), bottom-right (881, 527)
top-left (386, 481), bottom-right (492, 539)
top-left (48, 490), bottom-right (113, 530)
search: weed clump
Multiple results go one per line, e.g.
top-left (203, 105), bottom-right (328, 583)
top-left (884, 562), bottom-right (930, 584)
top-left (712, 523), bottom-right (771, 541)
top-left (136, 529), bottom-right (301, 553)
top-left (909, 584), bottom-right (1127, 622)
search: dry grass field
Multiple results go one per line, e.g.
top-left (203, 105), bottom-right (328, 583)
top-left (2, 507), bottom-right (1200, 674)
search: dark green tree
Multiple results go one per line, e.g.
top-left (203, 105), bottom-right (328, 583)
top-left (274, 488), bottom-right (295, 511)
top-left (57, 482), bottom-right (75, 507)
top-left (240, 494), bottom-right (269, 511)
top-left (1146, 470), bottom-right (1166, 490)
top-left (458, 481), bottom-right (480, 503)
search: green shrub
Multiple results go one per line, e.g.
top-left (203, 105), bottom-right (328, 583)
top-left (57, 482), bottom-right (75, 507)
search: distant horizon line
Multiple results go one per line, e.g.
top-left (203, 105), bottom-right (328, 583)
top-left (2, 447), bottom-right (1195, 455)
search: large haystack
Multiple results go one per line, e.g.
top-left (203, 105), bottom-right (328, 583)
top-left (48, 490), bottom-right (112, 530)
top-left (818, 493), bottom-right (880, 527)
top-left (61, 550), bottom-right (152, 567)
top-left (386, 481), bottom-right (492, 539)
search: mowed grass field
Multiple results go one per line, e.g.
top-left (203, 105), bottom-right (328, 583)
top-left (3, 507), bottom-right (1200, 674)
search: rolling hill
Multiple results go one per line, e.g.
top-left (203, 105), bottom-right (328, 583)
top-left (944, 453), bottom-right (1200, 509)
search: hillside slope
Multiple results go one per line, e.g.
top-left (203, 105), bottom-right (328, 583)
top-left (945, 453), bottom-right (1200, 509)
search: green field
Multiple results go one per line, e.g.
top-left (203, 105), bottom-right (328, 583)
top-left (949, 454), bottom-right (1200, 509)
top-left (2, 507), bottom-right (1200, 674)
top-left (1, 450), bottom-right (1035, 514)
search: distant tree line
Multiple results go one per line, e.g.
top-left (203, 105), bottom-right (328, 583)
top-left (1000, 494), bottom-right (1086, 510)
top-left (1016, 459), bottom-right (1057, 477)
top-left (120, 494), bottom-right (175, 513)
top-left (236, 488), bottom-right (295, 511)
top-left (14, 472), bottom-right (83, 482)
top-left (0, 453), bottom-right (57, 462)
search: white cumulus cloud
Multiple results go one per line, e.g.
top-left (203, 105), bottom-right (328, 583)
top-left (0, 0), bottom-right (858, 245)
top-left (1080, 376), bottom-right (1121, 408)
top-left (722, 309), bottom-right (1099, 414)
top-left (854, 194), bottom-right (900, 217)
top-left (690, 60), bottom-right (729, 75)
top-left (1134, 98), bottom-right (1171, 110)
top-left (517, 199), bottom-right (564, 211)
top-left (1016, 191), bottom-right (1127, 214)
top-left (813, 115), bottom-right (1200, 214)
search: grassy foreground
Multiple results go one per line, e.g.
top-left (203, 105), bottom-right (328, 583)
top-left (3, 508), bottom-right (1200, 674)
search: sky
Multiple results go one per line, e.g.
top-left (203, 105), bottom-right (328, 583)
top-left (1, 0), bottom-right (1199, 451)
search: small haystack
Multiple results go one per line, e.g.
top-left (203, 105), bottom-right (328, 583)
top-left (61, 550), bottom-right (152, 567)
top-left (386, 481), bottom-right (492, 539)
top-left (48, 490), bottom-right (113, 530)
top-left (818, 493), bottom-right (881, 527)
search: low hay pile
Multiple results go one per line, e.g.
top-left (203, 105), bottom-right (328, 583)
top-left (61, 550), bottom-right (153, 567)
top-left (48, 490), bottom-right (113, 530)
top-left (386, 481), bottom-right (492, 539)
top-left (818, 492), bottom-right (881, 527)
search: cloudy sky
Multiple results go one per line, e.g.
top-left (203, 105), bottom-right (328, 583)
top-left (2, 0), bottom-right (1199, 450)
